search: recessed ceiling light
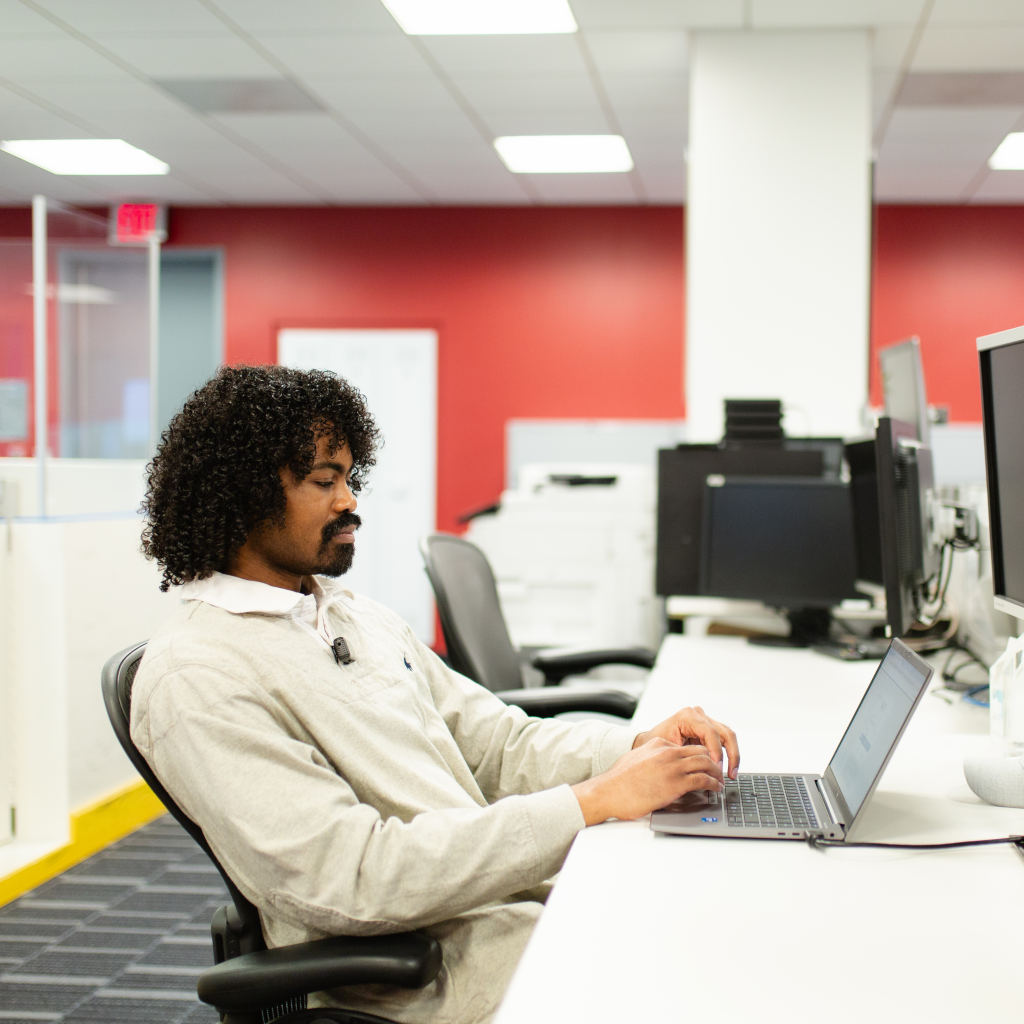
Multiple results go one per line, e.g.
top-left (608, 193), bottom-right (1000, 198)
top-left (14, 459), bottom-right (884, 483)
top-left (494, 135), bottom-right (634, 174)
top-left (382, 0), bottom-right (576, 35)
top-left (0, 139), bottom-right (169, 175)
top-left (989, 132), bottom-right (1024, 170)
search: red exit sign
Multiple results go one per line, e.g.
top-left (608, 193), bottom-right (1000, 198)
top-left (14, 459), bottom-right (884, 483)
top-left (109, 203), bottom-right (167, 245)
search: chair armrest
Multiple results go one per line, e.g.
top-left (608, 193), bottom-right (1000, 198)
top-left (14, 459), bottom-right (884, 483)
top-left (531, 647), bottom-right (656, 685)
top-left (496, 688), bottom-right (636, 719)
top-left (197, 932), bottom-right (442, 1012)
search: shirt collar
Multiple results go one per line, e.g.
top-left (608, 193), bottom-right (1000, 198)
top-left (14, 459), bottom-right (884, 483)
top-left (178, 571), bottom-right (349, 616)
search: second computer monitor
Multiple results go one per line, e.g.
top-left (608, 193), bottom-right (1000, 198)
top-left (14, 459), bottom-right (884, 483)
top-left (656, 444), bottom-right (825, 596)
top-left (880, 337), bottom-right (929, 444)
top-left (874, 416), bottom-right (941, 636)
top-left (699, 476), bottom-right (858, 608)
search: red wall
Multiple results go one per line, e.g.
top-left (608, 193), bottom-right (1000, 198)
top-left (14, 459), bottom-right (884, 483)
top-left (168, 206), bottom-right (686, 533)
top-left (871, 205), bottom-right (1024, 422)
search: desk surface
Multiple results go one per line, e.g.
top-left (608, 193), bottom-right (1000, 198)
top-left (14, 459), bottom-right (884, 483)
top-left (495, 635), bottom-right (1024, 1024)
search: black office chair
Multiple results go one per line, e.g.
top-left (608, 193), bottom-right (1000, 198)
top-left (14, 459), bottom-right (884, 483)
top-left (420, 534), bottom-right (657, 720)
top-left (101, 642), bottom-right (442, 1024)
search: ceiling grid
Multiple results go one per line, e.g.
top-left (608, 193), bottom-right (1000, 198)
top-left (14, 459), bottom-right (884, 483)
top-left (0, 0), bottom-right (1020, 205)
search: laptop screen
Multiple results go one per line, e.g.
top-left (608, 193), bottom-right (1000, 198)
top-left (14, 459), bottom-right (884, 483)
top-left (827, 643), bottom-right (931, 819)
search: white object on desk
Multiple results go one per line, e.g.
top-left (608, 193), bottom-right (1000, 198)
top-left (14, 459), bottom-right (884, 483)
top-left (495, 635), bottom-right (1024, 1024)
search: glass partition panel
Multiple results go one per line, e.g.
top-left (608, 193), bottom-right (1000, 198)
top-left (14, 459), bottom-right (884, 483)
top-left (49, 203), bottom-right (152, 459)
top-left (0, 239), bottom-right (32, 458)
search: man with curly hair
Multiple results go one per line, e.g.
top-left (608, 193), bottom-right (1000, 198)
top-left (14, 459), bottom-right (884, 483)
top-left (131, 365), bottom-right (739, 1024)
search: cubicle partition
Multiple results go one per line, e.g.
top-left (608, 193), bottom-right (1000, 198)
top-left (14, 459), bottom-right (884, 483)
top-left (0, 202), bottom-right (178, 877)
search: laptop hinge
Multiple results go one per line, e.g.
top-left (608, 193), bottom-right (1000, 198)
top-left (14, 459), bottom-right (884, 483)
top-left (815, 778), bottom-right (845, 830)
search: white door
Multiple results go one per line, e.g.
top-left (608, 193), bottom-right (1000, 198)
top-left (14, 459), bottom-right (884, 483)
top-left (278, 329), bottom-right (437, 644)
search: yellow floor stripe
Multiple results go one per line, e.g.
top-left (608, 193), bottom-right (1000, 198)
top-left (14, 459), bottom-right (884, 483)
top-left (0, 780), bottom-right (167, 907)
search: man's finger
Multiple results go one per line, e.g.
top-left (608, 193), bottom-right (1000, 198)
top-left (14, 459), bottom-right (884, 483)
top-left (676, 772), bottom-right (723, 795)
top-left (687, 715), bottom-right (723, 766)
top-left (677, 753), bottom-right (724, 783)
top-left (709, 718), bottom-right (741, 778)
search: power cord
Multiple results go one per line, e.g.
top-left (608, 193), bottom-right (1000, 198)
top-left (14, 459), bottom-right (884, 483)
top-left (807, 834), bottom-right (1023, 852)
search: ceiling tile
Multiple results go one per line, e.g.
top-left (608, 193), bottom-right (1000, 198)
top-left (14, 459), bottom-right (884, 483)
top-left (873, 161), bottom-right (983, 200)
top-left (300, 75), bottom-right (461, 115)
top-left (898, 71), bottom-right (1024, 106)
top-left (600, 73), bottom-right (687, 113)
top-left (526, 171), bottom-right (638, 203)
top-left (0, 0), bottom-right (65, 37)
top-left (584, 30), bottom-right (687, 75)
top-left (634, 163), bottom-right (684, 201)
top-left (14, 75), bottom-right (184, 115)
top-left (455, 75), bottom-right (601, 114)
top-left (914, 26), bottom-right (1024, 70)
top-left (253, 32), bottom-right (433, 78)
top-left (0, 36), bottom-right (124, 78)
top-left (342, 109), bottom-right (486, 145)
top-left (751, 0), bottom-right (922, 28)
top-left (873, 27), bottom-right (915, 71)
top-left (931, 0), bottom-right (1024, 26)
top-left (95, 33), bottom-right (277, 78)
top-left (970, 169), bottom-right (1024, 202)
top-left (570, 0), bottom-right (743, 30)
top-left (480, 109), bottom-right (610, 136)
top-left (878, 107), bottom-right (1021, 173)
top-left (31, 0), bottom-right (228, 34)
top-left (418, 35), bottom-right (588, 77)
top-left (215, 0), bottom-right (400, 34)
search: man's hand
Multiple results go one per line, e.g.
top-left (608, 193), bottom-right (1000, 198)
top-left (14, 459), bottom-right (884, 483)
top-left (571, 740), bottom-right (724, 826)
top-left (632, 706), bottom-right (739, 780)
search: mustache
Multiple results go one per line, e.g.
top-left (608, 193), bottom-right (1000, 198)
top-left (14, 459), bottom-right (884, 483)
top-left (321, 511), bottom-right (361, 544)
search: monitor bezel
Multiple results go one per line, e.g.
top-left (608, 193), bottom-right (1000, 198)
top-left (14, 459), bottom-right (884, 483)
top-left (977, 324), bottom-right (1024, 620)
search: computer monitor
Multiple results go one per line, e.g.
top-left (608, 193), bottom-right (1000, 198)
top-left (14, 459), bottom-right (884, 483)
top-left (844, 437), bottom-right (883, 588)
top-left (698, 476), bottom-right (858, 612)
top-left (655, 445), bottom-right (824, 596)
top-left (880, 337), bottom-right (929, 444)
top-left (978, 324), bottom-right (1024, 619)
top-left (874, 416), bottom-right (941, 636)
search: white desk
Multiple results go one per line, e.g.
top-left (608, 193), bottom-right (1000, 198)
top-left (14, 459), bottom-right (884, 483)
top-left (496, 636), bottom-right (1024, 1024)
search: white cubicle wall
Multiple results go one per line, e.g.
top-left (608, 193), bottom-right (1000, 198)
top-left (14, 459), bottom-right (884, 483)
top-left (0, 459), bottom-right (177, 864)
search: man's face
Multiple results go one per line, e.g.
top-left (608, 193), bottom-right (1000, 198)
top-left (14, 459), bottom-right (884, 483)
top-left (245, 435), bottom-right (361, 582)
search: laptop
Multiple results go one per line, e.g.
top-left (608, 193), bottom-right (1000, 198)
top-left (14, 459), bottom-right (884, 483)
top-left (650, 638), bottom-right (933, 842)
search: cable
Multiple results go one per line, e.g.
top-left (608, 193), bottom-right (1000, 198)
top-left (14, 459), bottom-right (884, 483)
top-left (963, 683), bottom-right (990, 708)
top-left (807, 835), bottom-right (1022, 851)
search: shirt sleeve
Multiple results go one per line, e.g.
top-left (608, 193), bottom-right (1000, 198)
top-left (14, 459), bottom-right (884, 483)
top-left (133, 663), bottom-right (587, 938)
top-left (406, 628), bottom-right (642, 802)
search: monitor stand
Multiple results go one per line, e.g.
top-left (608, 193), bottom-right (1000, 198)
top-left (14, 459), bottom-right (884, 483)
top-left (748, 608), bottom-right (888, 661)
top-left (748, 608), bottom-right (832, 649)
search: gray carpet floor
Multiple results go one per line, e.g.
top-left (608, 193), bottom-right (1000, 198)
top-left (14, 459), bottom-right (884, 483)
top-left (0, 815), bottom-right (226, 1023)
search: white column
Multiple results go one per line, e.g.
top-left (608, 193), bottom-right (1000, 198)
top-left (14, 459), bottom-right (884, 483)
top-left (685, 31), bottom-right (872, 441)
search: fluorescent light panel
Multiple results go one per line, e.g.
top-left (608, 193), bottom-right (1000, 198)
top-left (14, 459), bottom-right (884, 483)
top-left (494, 135), bottom-right (634, 174)
top-left (382, 0), bottom-right (576, 35)
top-left (989, 132), bottom-right (1024, 170)
top-left (0, 139), bottom-right (169, 175)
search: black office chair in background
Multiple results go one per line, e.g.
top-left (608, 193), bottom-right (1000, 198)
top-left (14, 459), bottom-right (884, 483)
top-left (420, 533), bottom-right (657, 720)
top-left (101, 642), bottom-right (442, 1024)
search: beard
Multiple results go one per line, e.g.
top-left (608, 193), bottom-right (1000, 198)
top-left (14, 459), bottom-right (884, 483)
top-left (313, 511), bottom-right (361, 577)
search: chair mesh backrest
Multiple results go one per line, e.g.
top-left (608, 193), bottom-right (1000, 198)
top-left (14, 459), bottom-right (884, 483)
top-left (101, 643), bottom-right (264, 942)
top-left (420, 535), bottom-right (523, 693)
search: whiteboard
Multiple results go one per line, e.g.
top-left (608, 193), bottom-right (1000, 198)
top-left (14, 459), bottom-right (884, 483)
top-left (278, 329), bottom-right (437, 644)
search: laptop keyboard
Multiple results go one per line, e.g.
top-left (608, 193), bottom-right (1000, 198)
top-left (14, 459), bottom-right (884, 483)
top-left (724, 774), bottom-right (819, 830)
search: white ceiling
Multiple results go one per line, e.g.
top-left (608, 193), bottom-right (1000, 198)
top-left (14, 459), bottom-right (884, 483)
top-left (0, 0), bottom-right (1023, 206)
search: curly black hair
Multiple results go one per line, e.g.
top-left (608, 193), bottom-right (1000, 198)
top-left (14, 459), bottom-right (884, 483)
top-left (141, 364), bottom-right (381, 591)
